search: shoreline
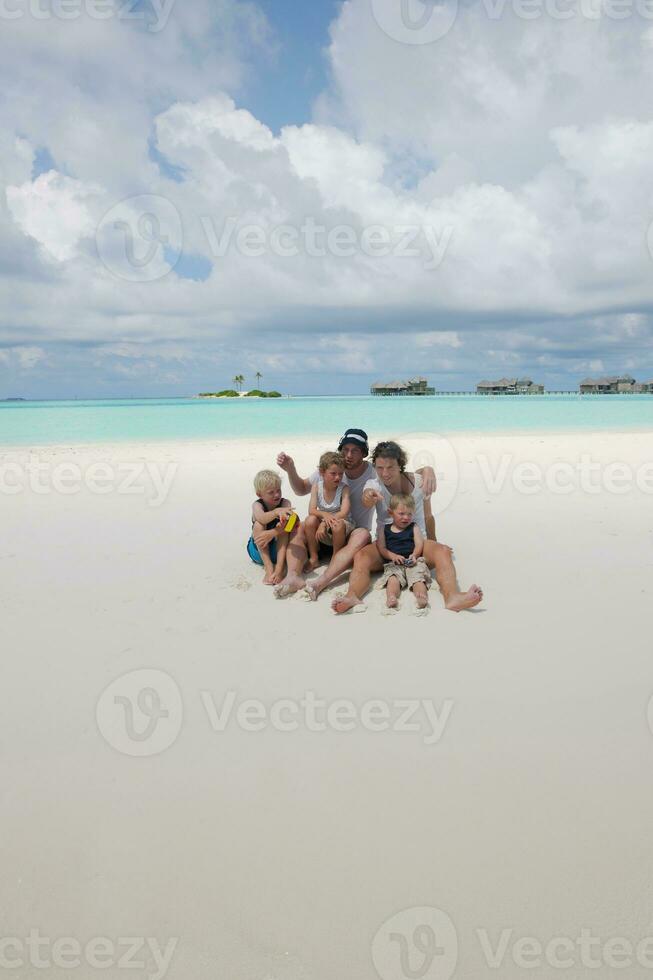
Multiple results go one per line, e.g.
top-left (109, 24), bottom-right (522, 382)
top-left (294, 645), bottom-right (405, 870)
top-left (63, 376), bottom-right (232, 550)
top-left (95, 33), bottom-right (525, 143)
top-left (1, 425), bottom-right (653, 452)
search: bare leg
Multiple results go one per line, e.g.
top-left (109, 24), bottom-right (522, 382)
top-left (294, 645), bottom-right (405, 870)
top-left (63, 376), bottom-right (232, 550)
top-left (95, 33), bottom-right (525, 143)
top-left (386, 576), bottom-right (401, 608)
top-left (274, 525), bottom-right (308, 597)
top-left (253, 521), bottom-right (276, 584)
top-left (331, 542), bottom-right (384, 614)
top-left (303, 515), bottom-right (320, 570)
top-left (331, 521), bottom-right (346, 556)
top-left (411, 581), bottom-right (429, 609)
top-left (423, 541), bottom-right (483, 611)
top-left (260, 549), bottom-right (275, 584)
top-left (305, 529), bottom-right (371, 600)
top-left (272, 538), bottom-right (288, 586)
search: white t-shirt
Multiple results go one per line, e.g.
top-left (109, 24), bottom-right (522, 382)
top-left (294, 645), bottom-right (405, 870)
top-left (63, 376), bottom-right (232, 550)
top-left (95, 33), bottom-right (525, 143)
top-left (309, 462), bottom-right (376, 531)
top-left (316, 479), bottom-right (344, 514)
top-left (363, 472), bottom-right (426, 538)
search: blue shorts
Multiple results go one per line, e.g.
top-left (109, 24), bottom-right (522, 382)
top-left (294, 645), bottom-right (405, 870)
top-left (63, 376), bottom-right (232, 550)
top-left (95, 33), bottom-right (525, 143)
top-left (247, 535), bottom-right (278, 566)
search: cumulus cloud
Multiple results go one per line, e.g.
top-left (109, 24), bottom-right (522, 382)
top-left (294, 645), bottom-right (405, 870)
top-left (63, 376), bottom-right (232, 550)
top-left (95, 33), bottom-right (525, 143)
top-left (7, 171), bottom-right (100, 261)
top-left (0, 346), bottom-right (46, 370)
top-left (15, 346), bottom-right (46, 369)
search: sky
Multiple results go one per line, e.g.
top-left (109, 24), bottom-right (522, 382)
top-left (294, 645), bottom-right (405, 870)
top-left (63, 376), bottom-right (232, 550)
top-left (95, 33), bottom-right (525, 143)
top-left (2, 0), bottom-right (653, 398)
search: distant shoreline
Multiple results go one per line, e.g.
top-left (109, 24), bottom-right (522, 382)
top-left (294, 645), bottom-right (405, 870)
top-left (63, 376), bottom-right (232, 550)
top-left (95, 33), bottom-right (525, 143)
top-left (6, 392), bottom-right (653, 404)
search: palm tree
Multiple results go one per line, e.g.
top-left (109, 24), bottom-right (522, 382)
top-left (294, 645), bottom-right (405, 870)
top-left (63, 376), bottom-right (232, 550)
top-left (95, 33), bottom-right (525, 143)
top-left (232, 374), bottom-right (245, 392)
top-left (255, 371), bottom-right (263, 389)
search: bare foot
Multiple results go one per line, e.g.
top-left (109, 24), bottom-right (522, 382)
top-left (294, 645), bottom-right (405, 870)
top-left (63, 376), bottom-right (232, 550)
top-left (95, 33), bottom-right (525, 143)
top-left (331, 594), bottom-right (364, 615)
top-left (263, 571), bottom-right (276, 585)
top-left (415, 594), bottom-right (429, 609)
top-left (445, 584), bottom-right (483, 612)
top-left (387, 594), bottom-right (399, 609)
top-left (271, 568), bottom-right (284, 585)
top-left (305, 576), bottom-right (327, 601)
top-left (273, 574), bottom-right (305, 598)
top-left (306, 555), bottom-right (320, 572)
top-left (303, 584), bottom-right (318, 602)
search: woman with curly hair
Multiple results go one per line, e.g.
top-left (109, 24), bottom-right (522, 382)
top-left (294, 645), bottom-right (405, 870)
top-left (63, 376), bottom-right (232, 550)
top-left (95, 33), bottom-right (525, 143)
top-left (331, 440), bottom-right (483, 615)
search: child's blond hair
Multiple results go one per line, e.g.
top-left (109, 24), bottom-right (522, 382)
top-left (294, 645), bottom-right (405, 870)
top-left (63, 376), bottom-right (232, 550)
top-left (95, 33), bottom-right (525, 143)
top-left (389, 492), bottom-right (415, 512)
top-left (254, 469), bottom-right (281, 495)
top-left (319, 451), bottom-right (345, 473)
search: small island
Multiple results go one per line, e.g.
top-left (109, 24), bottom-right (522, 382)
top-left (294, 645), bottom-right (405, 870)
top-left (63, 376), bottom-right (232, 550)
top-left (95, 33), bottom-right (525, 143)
top-left (199, 389), bottom-right (282, 399)
top-left (199, 372), bottom-right (281, 399)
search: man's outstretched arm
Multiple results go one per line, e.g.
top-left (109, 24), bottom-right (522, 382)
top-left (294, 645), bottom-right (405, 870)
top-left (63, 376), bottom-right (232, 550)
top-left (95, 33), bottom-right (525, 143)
top-left (276, 452), bottom-right (312, 496)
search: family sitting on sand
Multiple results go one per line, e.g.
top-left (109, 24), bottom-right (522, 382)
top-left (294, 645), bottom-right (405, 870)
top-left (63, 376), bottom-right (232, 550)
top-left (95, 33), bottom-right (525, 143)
top-left (246, 427), bottom-right (483, 614)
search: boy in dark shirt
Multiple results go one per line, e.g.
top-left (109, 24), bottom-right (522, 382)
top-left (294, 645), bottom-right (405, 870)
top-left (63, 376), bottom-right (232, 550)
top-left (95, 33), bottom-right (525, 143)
top-left (376, 493), bottom-right (431, 612)
top-left (247, 469), bottom-right (295, 585)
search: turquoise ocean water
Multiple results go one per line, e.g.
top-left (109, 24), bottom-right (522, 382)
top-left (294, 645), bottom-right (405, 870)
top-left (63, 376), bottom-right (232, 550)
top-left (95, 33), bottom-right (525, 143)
top-left (0, 395), bottom-right (652, 446)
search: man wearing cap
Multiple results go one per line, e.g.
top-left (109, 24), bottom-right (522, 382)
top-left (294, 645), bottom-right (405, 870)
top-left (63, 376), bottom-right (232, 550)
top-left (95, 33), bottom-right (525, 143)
top-left (268, 428), bottom-right (437, 599)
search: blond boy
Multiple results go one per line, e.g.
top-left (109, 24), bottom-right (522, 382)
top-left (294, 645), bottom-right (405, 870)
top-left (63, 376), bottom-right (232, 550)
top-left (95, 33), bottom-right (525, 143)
top-left (376, 493), bottom-right (431, 611)
top-left (247, 470), bottom-right (296, 585)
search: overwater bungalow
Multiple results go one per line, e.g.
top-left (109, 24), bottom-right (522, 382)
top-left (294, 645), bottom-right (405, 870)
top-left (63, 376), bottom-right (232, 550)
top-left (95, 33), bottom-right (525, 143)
top-left (370, 377), bottom-right (435, 396)
top-left (579, 375), bottom-right (639, 394)
top-left (476, 377), bottom-right (544, 395)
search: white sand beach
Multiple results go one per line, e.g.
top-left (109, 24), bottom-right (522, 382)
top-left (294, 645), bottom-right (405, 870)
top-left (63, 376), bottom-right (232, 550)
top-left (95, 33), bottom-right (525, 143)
top-left (2, 431), bottom-right (653, 979)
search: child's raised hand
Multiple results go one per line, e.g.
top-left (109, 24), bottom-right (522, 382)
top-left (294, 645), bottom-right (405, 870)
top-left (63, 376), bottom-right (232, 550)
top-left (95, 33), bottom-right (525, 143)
top-left (277, 508), bottom-right (293, 525)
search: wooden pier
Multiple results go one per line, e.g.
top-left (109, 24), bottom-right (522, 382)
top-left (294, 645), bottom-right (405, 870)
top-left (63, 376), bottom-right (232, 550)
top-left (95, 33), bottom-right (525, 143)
top-left (431, 390), bottom-right (577, 396)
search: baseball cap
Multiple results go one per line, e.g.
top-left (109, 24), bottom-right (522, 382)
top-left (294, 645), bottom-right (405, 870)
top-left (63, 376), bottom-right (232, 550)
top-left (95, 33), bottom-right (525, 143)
top-left (338, 428), bottom-right (369, 456)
